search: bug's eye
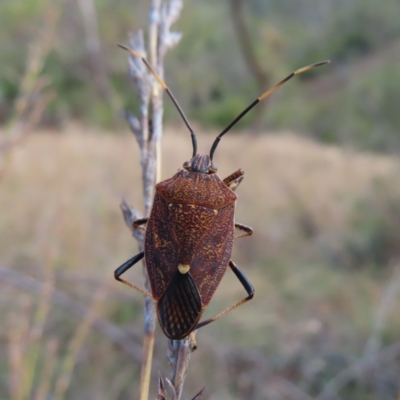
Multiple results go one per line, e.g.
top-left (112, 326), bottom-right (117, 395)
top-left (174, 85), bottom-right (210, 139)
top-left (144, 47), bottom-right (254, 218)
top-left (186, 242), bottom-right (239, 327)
top-left (183, 161), bottom-right (191, 170)
top-left (209, 163), bottom-right (217, 173)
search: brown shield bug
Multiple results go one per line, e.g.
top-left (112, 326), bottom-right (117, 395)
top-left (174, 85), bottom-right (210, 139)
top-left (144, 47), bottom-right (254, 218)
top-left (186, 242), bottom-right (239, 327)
top-left (115, 44), bottom-right (329, 340)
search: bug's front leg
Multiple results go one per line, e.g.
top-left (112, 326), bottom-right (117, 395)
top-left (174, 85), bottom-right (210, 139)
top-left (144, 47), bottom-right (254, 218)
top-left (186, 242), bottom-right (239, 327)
top-left (195, 260), bottom-right (254, 330)
top-left (133, 217), bottom-right (148, 232)
top-left (223, 169), bottom-right (244, 191)
top-left (114, 252), bottom-right (154, 298)
top-left (235, 223), bottom-right (253, 240)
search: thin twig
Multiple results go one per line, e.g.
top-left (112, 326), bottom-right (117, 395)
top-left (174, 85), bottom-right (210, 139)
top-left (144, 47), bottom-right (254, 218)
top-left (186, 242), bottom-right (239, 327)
top-left (0, 265), bottom-right (143, 361)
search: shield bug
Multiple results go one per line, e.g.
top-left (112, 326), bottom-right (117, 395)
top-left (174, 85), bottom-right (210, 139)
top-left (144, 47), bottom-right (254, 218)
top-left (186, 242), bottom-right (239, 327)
top-left (115, 44), bottom-right (329, 340)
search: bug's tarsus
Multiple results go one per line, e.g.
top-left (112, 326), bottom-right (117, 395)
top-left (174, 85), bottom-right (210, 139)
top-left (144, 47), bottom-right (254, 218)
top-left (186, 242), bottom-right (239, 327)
top-left (117, 43), bottom-right (198, 158)
top-left (114, 252), bottom-right (154, 298)
top-left (195, 260), bottom-right (254, 330)
top-left (209, 59), bottom-right (331, 161)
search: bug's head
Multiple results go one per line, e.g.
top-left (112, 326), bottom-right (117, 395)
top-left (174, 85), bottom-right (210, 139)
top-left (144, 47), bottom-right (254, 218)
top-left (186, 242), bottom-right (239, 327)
top-left (183, 154), bottom-right (217, 174)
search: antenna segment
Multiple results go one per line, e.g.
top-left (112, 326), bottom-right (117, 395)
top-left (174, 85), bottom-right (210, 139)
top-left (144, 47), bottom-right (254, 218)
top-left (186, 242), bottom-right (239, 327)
top-left (209, 60), bottom-right (330, 161)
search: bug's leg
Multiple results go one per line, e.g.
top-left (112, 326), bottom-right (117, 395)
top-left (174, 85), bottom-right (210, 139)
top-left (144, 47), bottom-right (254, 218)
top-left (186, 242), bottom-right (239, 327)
top-left (114, 252), bottom-right (154, 298)
top-left (133, 217), bottom-right (148, 232)
top-left (235, 223), bottom-right (253, 240)
top-left (195, 260), bottom-right (254, 330)
top-left (223, 169), bottom-right (244, 191)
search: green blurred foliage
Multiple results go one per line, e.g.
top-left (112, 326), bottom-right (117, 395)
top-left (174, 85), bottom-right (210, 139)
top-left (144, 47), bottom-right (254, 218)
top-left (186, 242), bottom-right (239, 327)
top-left (1, 0), bottom-right (400, 152)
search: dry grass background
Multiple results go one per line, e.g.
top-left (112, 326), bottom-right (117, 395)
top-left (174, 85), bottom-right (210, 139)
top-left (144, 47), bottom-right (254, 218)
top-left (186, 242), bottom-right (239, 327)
top-left (1, 124), bottom-right (400, 399)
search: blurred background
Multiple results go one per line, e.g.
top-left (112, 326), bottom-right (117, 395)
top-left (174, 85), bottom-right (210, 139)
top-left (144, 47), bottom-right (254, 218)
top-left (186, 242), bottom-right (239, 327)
top-left (1, 0), bottom-right (400, 399)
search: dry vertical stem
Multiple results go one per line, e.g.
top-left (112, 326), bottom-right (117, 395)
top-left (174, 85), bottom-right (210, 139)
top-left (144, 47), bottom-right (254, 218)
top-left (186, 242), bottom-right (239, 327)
top-left (121, 0), bottom-right (203, 398)
top-left (123, 29), bottom-right (155, 400)
top-left (120, 1), bottom-right (192, 399)
top-left (166, 335), bottom-right (198, 399)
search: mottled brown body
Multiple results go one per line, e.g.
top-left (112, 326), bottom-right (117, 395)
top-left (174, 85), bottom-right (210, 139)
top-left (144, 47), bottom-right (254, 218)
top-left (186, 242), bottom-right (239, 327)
top-left (114, 153), bottom-right (254, 341)
top-left (145, 166), bottom-right (238, 339)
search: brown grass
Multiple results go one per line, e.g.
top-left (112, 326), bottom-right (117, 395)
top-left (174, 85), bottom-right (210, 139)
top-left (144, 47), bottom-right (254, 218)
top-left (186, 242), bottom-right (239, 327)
top-left (1, 124), bottom-right (400, 399)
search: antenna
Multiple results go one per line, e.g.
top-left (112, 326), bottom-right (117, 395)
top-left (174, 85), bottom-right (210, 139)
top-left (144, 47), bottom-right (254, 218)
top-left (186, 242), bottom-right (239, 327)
top-left (209, 60), bottom-right (330, 161)
top-left (118, 44), bottom-right (198, 158)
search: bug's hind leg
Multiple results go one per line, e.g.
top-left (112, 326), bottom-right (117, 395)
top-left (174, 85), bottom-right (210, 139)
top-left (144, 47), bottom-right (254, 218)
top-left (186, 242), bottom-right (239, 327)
top-left (114, 252), bottom-right (154, 298)
top-left (223, 169), bottom-right (244, 191)
top-left (235, 223), bottom-right (253, 240)
top-left (195, 260), bottom-right (254, 330)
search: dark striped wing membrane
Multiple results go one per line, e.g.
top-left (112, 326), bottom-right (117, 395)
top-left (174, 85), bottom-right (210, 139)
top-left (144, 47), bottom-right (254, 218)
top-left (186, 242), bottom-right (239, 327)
top-left (157, 271), bottom-right (203, 340)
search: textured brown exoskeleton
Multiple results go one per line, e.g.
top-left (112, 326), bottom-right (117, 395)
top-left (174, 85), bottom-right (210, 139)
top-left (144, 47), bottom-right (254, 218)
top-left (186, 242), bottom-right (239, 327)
top-left (114, 44), bottom-right (330, 340)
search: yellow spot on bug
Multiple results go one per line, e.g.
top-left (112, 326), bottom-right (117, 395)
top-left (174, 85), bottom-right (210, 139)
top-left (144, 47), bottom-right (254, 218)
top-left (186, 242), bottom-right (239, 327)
top-left (178, 264), bottom-right (190, 274)
top-left (213, 209), bottom-right (218, 215)
top-left (168, 203), bottom-right (173, 207)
